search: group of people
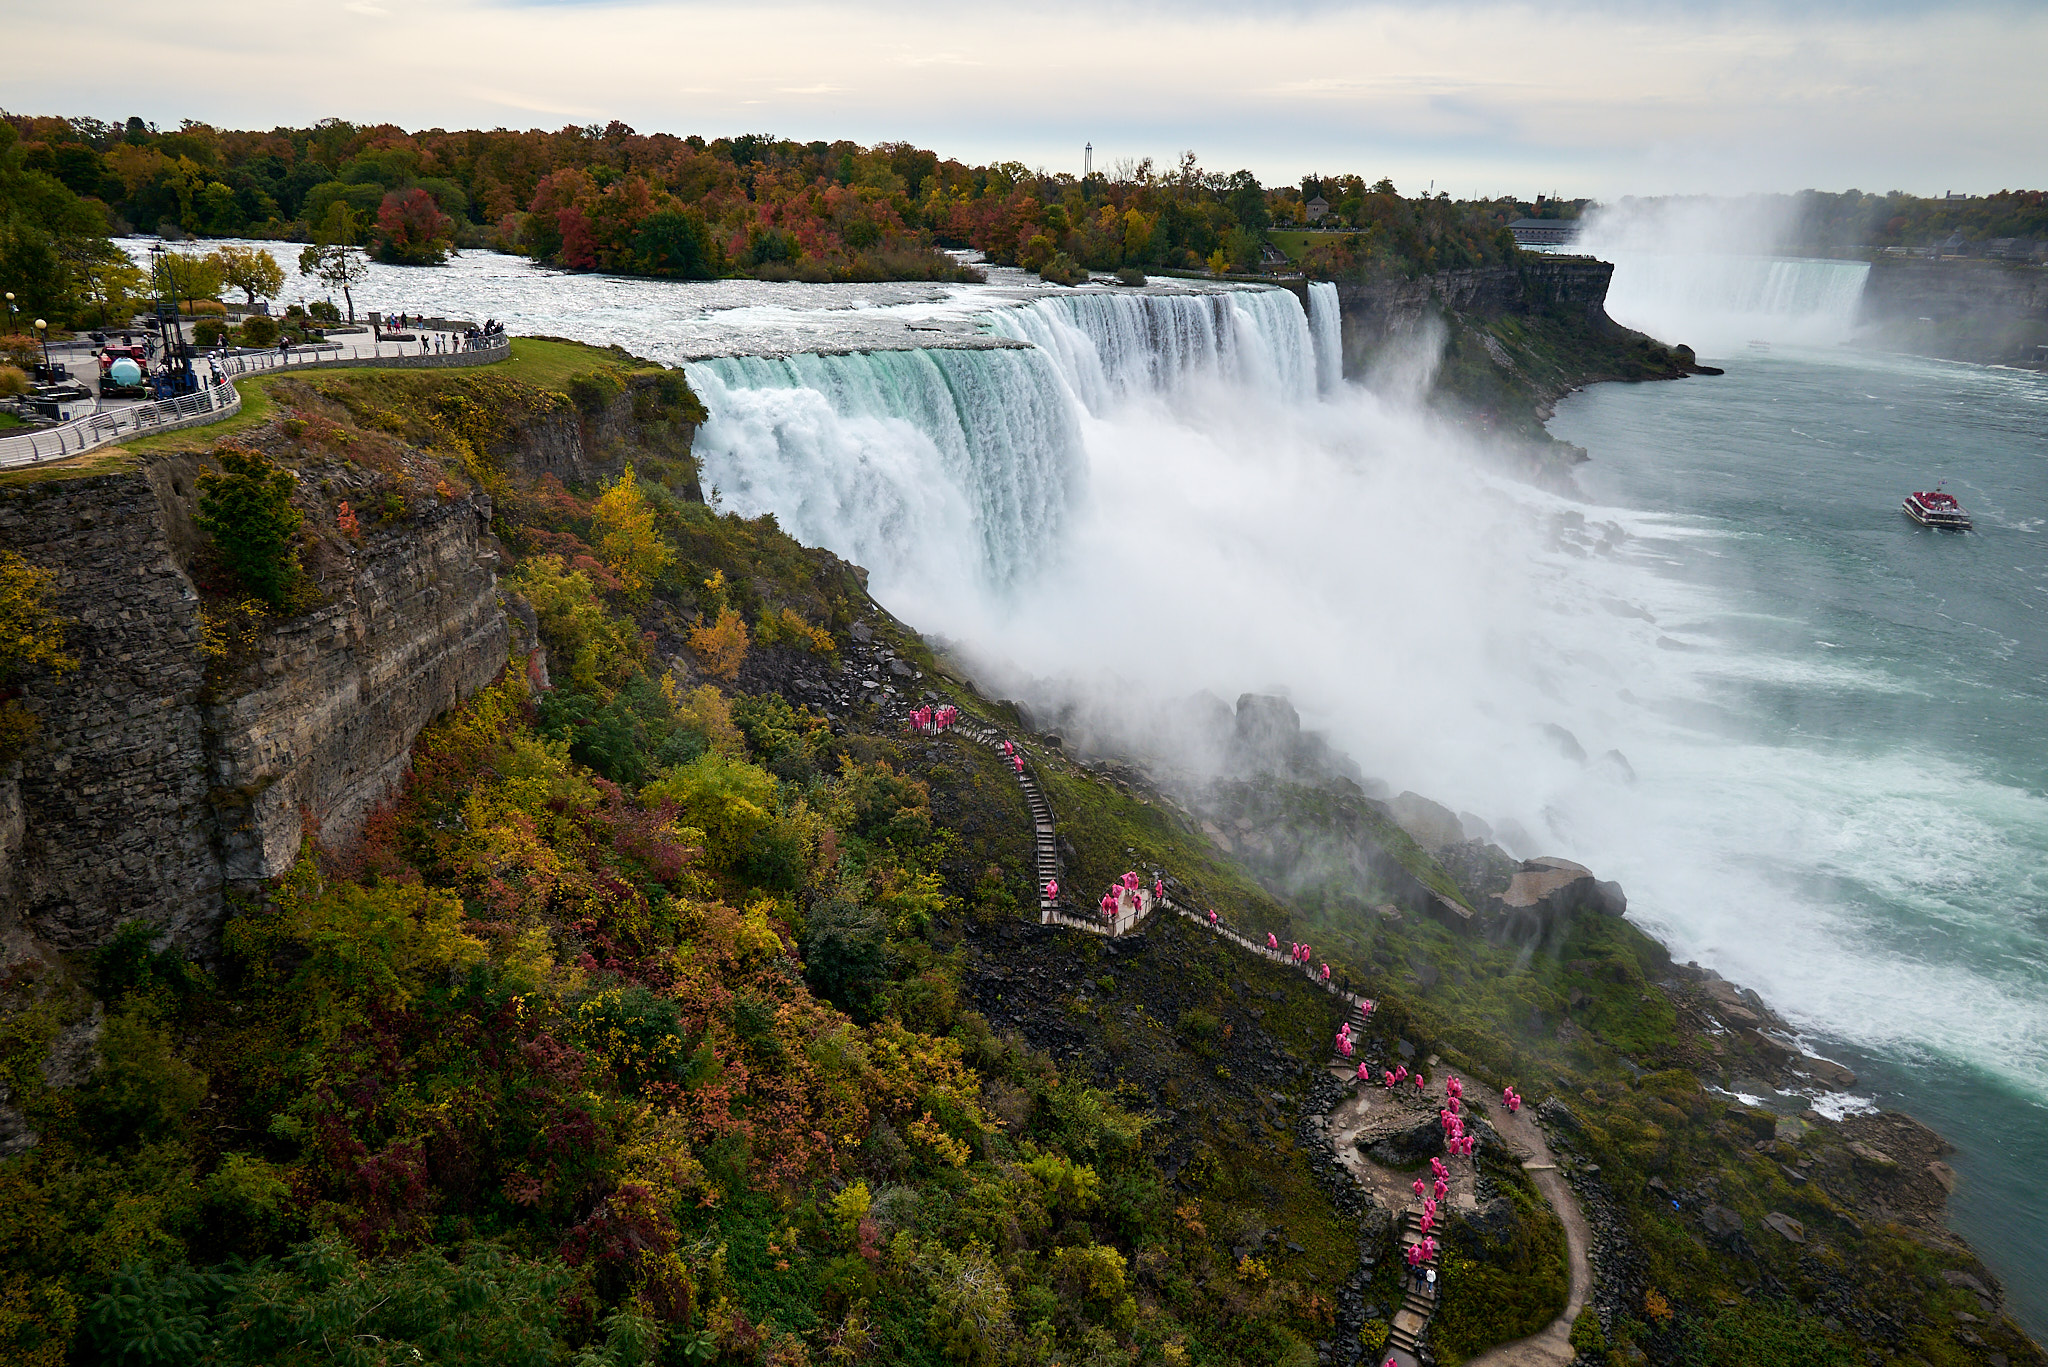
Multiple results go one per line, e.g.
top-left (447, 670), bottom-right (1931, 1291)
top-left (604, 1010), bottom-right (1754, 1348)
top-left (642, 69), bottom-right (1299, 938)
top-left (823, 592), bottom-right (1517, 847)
top-left (1502, 1084), bottom-right (1523, 1114)
top-left (465, 319), bottom-right (506, 347)
top-left (1096, 870), bottom-right (1162, 922)
top-left (1378, 1064), bottom-right (1428, 1093)
top-left (911, 704), bottom-right (960, 734)
top-left (1333, 1004), bottom-right (1378, 1062)
top-left (1439, 1075), bottom-right (1478, 1159)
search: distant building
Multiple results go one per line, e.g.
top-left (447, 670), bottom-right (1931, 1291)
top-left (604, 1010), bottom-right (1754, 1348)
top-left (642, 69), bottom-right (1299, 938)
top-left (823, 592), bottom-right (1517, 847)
top-left (1509, 218), bottom-right (1576, 247)
top-left (1304, 195), bottom-right (1330, 224)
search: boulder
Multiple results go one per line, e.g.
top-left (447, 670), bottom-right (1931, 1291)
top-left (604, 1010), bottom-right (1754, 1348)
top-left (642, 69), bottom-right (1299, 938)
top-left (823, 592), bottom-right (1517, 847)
top-left (1233, 693), bottom-right (1300, 755)
top-left (1355, 1107), bottom-right (1445, 1166)
top-left (1480, 856), bottom-right (1627, 946)
top-left (1702, 1205), bottom-right (1744, 1237)
top-left (1848, 1142), bottom-right (1898, 1170)
top-left (1763, 1211), bottom-right (1806, 1243)
top-left (1800, 1056), bottom-right (1858, 1089)
top-left (1390, 792), bottom-right (1463, 852)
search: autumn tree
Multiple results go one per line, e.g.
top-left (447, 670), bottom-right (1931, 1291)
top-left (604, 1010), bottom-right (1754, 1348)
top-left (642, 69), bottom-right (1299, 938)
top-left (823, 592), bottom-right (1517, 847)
top-left (209, 244), bottom-right (284, 305)
top-left (590, 464), bottom-right (674, 597)
top-left (373, 188), bottom-right (456, 266)
top-left (0, 548), bottom-right (77, 755)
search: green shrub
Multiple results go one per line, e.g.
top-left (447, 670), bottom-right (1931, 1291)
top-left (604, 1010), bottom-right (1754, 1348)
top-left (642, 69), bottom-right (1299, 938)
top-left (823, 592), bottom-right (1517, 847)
top-left (1115, 266), bottom-right (1146, 286)
top-left (1569, 1306), bottom-right (1605, 1355)
top-left (195, 448), bottom-right (303, 609)
top-left (1038, 253), bottom-right (1087, 286)
top-left (192, 319), bottom-right (227, 347)
top-left (566, 366), bottom-right (627, 416)
top-left (237, 315), bottom-right (279, 347)
top-left (307, 299), bottom-right (341, 323)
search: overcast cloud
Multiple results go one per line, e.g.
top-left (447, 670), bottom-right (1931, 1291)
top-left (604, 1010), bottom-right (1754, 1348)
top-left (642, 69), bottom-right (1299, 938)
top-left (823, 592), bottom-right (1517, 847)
top-left (6, 0), bottom-right (2039, 196)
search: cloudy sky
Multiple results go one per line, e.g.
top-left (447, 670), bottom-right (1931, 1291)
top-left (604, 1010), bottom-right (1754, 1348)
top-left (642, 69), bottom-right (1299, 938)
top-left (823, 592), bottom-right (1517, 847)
top-left (8, 0), bottom-right (2040, 197)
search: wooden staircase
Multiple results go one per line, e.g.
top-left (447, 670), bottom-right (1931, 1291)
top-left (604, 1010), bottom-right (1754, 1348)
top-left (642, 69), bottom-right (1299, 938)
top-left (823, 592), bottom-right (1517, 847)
top-left (1385, 1207), bottom-right (1442, 1362)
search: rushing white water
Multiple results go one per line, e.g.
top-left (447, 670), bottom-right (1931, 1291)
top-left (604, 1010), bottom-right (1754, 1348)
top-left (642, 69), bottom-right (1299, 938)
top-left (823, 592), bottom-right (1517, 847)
top-left (692, 346), bottom-right (1083, 610)
top-left (693, 286), bottom-right (1321, 616)
top-left (1308, 281), bottom-right (1344, 395)
top-left (984, 286), bottom-right (1318, 414)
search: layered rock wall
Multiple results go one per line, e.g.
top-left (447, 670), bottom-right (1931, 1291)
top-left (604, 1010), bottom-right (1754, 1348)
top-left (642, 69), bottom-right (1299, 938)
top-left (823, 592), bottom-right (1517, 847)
top-left (0, 467), bottom-right (505, 962)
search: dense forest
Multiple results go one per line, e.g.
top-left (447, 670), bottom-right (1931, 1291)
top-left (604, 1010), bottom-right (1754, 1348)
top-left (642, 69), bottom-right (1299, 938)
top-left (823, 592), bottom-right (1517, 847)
top-left (0, 112), bottom-right (1530, 315)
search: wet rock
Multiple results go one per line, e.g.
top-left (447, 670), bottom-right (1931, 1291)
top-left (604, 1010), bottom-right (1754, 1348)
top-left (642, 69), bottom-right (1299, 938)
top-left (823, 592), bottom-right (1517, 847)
top-left (1542, 723), bottom-right (1588, 762)
top-left (1800, 1055), bottom-right (1858, 1089)
top-left (1702, 1205), bottom-right (1745, 1237)
top-left (1480, 856), bottom-right (1627, 947)
top-left (1389, 792), bottom-right (1463, 852)
top-left (1847, 1142), bottom-right (1898, 1170)
top-left (1763, 1211), bottom-right (1806, 1243)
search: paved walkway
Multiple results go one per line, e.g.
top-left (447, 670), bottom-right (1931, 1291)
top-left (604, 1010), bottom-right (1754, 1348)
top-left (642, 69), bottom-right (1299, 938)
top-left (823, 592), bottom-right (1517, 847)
top-left (930, 714), bottom-right (1593, 1366)
top-left (0, 335), bottom-right (510, 469)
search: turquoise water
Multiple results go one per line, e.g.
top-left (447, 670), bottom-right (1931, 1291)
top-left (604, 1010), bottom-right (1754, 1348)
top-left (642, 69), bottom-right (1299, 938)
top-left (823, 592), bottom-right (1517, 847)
top-left (1552, 347), bottom-right (2048, 1331)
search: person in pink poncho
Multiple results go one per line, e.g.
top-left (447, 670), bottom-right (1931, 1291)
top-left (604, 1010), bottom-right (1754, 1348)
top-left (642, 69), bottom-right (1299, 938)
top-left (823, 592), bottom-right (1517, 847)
top-left (1356, 1061), bottom-right (1371, 1083)
top-left (1393, 1065), bottom-right (1408, 1085)
top-left (1268, 933), bottom-right (1279, 952)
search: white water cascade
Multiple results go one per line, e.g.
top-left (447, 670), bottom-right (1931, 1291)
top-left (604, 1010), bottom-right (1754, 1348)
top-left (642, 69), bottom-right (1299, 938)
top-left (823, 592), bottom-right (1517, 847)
top-left (690, 286), bottom-right (1323, 618)
top-left (1583, 252), bottom-right (1871, 354)
top-left (984, 286), bottom-right (1318, 414)
top-left (689, 345), bottom-right (1083, 615)
top-left (1308, 281), bottom-right (1344, 395)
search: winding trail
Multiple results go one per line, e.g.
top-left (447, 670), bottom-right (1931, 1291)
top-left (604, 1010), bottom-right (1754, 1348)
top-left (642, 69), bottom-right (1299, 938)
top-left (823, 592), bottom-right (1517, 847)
top-left (938, 716), bottom-right (1593, 1364)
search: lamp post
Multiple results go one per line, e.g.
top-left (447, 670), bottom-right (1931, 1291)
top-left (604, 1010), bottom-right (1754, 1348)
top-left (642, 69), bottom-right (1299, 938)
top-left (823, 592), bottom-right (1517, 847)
top-left (4, 292), bottom-right (15, 334)
top-left (34, 320), bottom-right (50, 372)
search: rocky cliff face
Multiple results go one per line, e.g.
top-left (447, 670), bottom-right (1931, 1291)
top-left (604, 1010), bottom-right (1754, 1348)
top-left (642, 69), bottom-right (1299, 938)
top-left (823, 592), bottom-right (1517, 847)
top-left (0, 467), bottom-right (506, 965)
top-left (0, 364), bottom-right (707, 969)
top-left (1859, 258), bottom-right (2048, 367)
top-left (1303, 258), bottom-right (1621, 378)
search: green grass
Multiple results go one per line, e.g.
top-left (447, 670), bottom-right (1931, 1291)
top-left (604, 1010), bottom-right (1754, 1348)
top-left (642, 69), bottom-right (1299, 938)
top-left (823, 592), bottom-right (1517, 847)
top-left (116, 336), bottom-right (635, 458)
top-left (0, 412), bottom-right (24, 431)
top-left (1267, 230), bottom-right (1356, 263)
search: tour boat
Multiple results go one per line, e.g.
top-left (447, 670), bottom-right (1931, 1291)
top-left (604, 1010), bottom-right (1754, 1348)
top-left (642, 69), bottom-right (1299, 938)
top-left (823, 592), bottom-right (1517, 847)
top-left (1902, 488), bottom-right (1972, 531)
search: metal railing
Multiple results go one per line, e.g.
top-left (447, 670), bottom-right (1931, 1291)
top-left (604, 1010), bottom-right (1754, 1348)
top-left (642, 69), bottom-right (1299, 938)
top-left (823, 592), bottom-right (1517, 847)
top-left (214, 331), bottom-right (509, 377)
top-left (0, 380), bottom-right (242, 469)
top-left (0, 334), bottom-right (511, 471)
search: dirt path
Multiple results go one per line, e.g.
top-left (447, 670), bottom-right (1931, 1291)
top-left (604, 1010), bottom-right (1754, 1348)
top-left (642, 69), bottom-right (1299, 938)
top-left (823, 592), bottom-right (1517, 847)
top-left (1461, 1105), bottom-right (1594, 1367)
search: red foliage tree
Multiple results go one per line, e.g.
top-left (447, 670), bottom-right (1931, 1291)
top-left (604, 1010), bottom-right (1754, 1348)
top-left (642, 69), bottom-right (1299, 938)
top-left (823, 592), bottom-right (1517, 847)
top-left (373, 187), bottom-right (456, 266)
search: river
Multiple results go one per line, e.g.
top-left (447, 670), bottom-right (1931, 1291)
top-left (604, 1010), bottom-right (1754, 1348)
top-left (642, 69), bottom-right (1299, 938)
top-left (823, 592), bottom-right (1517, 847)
top-left (1552, 330), bottom-right (2048, 1335)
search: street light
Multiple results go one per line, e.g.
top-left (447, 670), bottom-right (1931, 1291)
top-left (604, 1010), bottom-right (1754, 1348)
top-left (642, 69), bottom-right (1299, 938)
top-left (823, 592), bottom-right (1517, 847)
top-left (33, 319), bottom-right (50, 372)
top-left (3, 292), bottom-right (14, 333)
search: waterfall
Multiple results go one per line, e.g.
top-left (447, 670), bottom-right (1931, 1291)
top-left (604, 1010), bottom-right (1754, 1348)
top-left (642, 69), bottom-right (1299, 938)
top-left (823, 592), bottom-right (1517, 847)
top-left (691, 286), bottom-right (1320, 607)
top-left (986, 287), bottom-right (1318, 414)
top-left (688, 345), bottom-right (1083, 607)
top-left (1308, 282), bottom-right (1343, 395)
top-left (1594, 253), bottom-right (1872, 353)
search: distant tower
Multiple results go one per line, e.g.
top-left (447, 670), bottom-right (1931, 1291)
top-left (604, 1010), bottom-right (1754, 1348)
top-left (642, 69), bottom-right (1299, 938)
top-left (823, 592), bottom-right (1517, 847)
top-left (1085, 142), bottom-right (1093, 177)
